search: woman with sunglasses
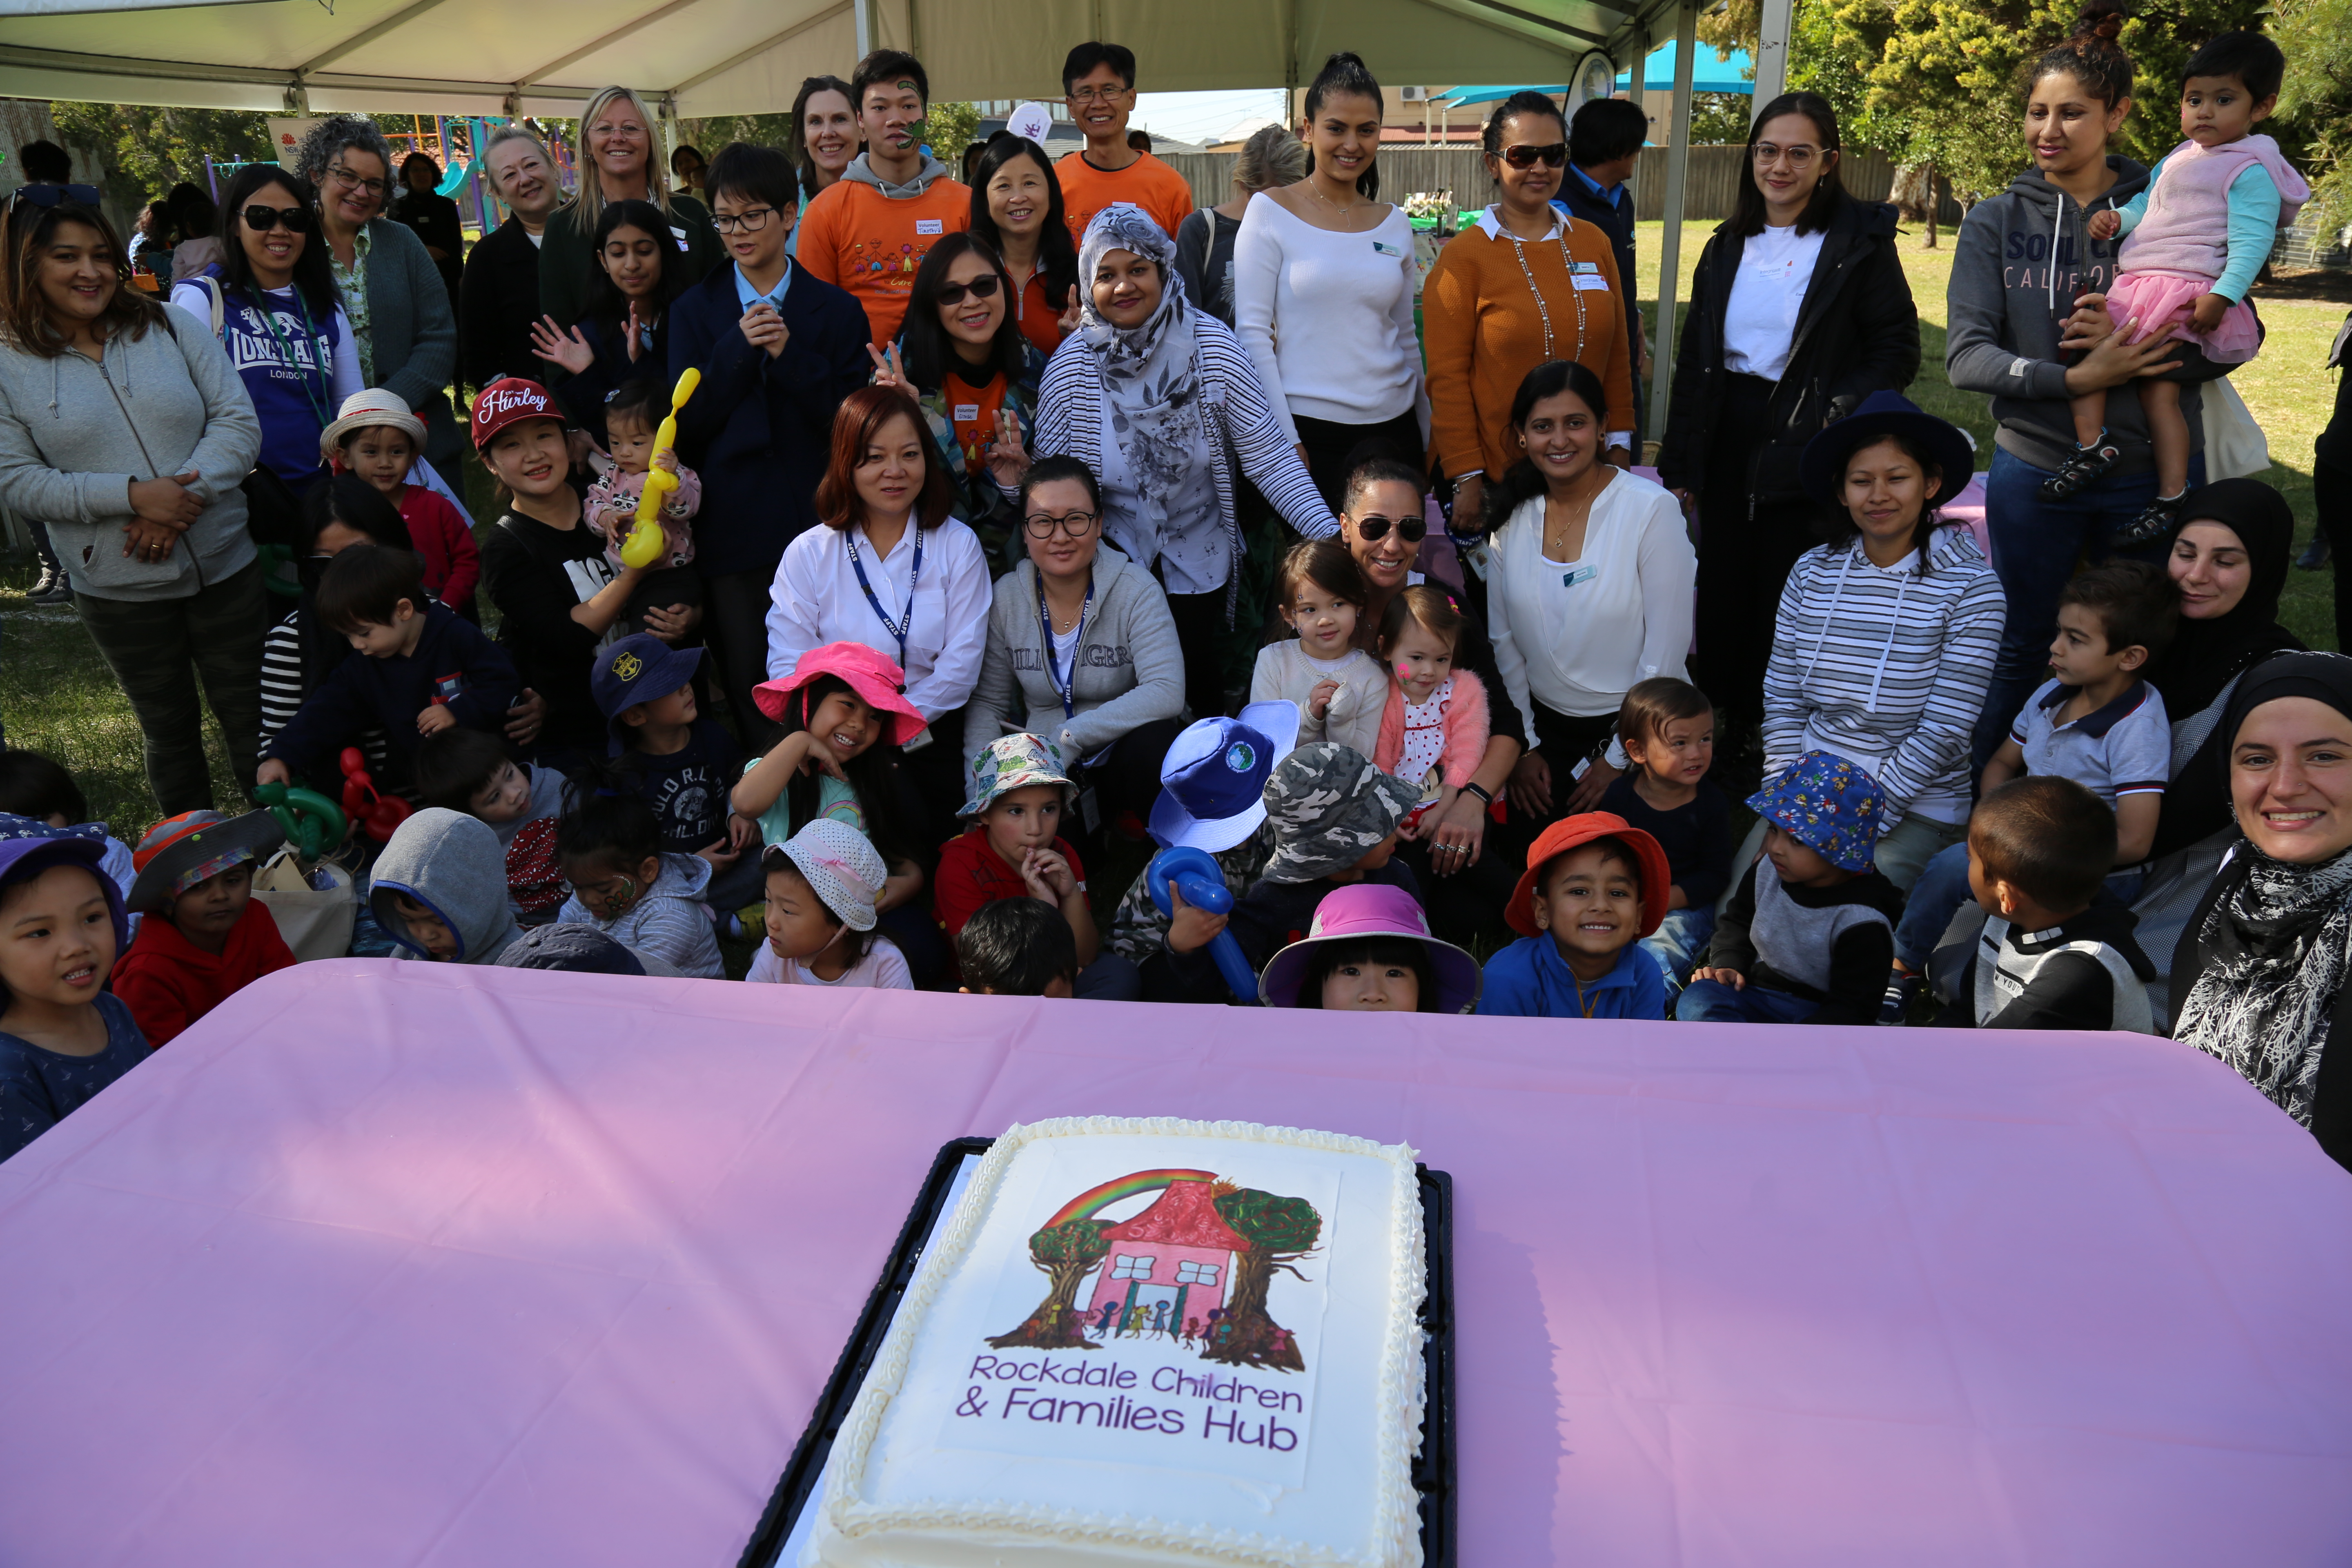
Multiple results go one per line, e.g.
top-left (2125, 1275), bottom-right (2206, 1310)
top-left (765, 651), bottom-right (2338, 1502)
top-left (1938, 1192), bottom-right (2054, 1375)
top-left (1424, 91), bottom-right (1638, 532)
top-left (868, 233), bottom-right (1047, 570)
top-left (1653, 91), bottom-right (1918, 788)
top-left (528, 199), bottom-right (686, 449)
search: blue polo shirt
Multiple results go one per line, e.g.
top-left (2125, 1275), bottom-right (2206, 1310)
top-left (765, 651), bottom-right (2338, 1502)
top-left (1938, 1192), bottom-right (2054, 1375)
top-left (1568, 164), bottom-right (1628, 211)
top-left (735, 260), bottom-right (793, 312)
top-left (1476, 934), bottom-right (1668, 1021)
top-left (2009, 678), bottom-right (2172, 806)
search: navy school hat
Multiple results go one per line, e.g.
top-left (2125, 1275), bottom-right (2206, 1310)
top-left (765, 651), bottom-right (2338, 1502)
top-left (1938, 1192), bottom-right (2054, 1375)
top-left (1798, 390), bottom-right (1975, 510)
top-left (593, 632), bottom-right (704, 752)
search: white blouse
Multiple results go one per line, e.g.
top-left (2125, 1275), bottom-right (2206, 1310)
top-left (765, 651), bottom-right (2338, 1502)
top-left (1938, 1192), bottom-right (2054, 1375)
top-left (1721, 223), bottom-right (1825, 381)
top-left (765, 515), bottom-right (992, 725)
top-left (1486, 470), bottom-right (1696, 728)
top-left (1231, 195), bottom-right (1426, 441)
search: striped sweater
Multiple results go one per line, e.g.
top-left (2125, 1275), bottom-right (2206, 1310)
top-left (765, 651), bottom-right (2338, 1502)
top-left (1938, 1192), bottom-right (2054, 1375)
top-left (1762, 525), bottom-right (2007, 826)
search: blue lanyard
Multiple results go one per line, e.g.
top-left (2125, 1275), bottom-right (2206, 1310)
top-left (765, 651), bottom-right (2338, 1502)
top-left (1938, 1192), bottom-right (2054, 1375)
top-left (1038, 572), bottom-right (1093, 719)
top-left (846, 523), bottom-right (924, 671)
top-left (249, 286), bottom-right (331, 430)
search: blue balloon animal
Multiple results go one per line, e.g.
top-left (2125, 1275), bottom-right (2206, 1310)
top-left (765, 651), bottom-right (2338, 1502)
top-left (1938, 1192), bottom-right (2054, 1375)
top-left (1145, 846), bottom-right (1258, 1004)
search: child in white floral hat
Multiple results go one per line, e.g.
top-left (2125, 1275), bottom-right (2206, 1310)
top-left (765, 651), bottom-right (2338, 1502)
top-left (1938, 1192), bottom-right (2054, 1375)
top-left (748, 818), bottom-right (913, 989)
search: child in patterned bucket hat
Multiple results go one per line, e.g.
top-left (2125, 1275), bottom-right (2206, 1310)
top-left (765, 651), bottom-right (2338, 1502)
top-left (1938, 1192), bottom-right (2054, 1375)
top-left (1675, 751), bottom-right (1904, 1027)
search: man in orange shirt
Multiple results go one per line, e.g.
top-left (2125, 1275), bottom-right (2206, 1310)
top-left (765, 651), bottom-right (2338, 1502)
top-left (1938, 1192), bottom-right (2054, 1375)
top-left (795, 49), bottom-right (970, 347)
top-left (1054, 42), bottom-right (1197, 245)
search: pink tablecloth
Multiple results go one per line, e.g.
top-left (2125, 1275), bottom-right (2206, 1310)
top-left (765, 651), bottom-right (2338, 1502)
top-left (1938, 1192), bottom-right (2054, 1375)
top-left (4, 963), bottom-right (2350, 1567)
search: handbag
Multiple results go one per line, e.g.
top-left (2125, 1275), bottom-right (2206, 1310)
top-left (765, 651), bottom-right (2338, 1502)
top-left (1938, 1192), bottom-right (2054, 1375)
top-left (2199, 374), bottom-right (2271, 481)
top-left (249, 848), bottom-right (358, 962)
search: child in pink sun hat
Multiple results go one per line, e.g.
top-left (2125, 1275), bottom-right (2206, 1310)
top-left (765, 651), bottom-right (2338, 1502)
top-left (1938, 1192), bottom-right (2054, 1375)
top-left (1257, 882), bottom-right (1483, 1014)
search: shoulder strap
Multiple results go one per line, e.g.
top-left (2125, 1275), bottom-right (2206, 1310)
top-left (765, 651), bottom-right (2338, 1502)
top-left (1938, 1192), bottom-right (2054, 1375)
top-left (195, 274), bottom-right (225, 339)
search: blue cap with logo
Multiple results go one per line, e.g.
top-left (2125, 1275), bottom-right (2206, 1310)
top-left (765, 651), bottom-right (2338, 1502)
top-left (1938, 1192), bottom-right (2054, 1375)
top-left (1146, 700), bottom-right (1300, 852)
top-left (592, 632), bottom-right (705, 752)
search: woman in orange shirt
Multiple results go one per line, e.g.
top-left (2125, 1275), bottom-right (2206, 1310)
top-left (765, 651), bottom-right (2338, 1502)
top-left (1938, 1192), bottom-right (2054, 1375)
top-left (1423, 91), bottom-right (1637, 531)
top-left (969, 135), bottom-right (1081, 359)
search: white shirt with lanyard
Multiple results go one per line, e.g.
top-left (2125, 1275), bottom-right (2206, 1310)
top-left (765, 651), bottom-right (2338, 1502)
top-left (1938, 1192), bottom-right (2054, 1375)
top-left (764, 515), bottom-right (993, 737)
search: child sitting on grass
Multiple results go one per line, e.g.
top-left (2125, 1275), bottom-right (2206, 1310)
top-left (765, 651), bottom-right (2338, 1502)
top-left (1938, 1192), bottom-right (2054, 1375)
top-left (1597, 677), bottom-right (1733, 999)
top-left (1931, 777), bottom-right (2158, 1032)
top-left (321, 388), bottom-right (480, 617)
top-left (1258, 883), bottom-right (1483, 1013)
top-left (258, 545), bottom-right (518, 797)
top-left (582, 377), bottom-right (702, 630)
top-left (1250, 539), bottom-right (1387, 756)
top-left (594, 633), bottom-right (757, 916)
top-left (370, 808), bottom-right (524, 966)
top-left (750, 819), bottom-right (913, 989)
top-left (112, 810), bottom-right (295, 1047)
top-left (935, 734), bottom-right (1139, 1000)
top-left (1677, 752), bottom-right (1904, 1026)
top-left (956, 897), bottom-right (1078, 997)
top-left (0, 749), bottom-right (138, 931)
top-left (412, 727), bottom-right (569, 924)
top-left (0, 817), bottom-right (146, 1163)
top-left (1477, 813), bottom-right (1672, 1021)
top-left (553, 788), bottom-right (723, 978)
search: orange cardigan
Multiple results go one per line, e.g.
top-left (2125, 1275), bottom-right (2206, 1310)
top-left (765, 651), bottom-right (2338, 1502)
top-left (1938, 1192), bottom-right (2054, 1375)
top-left (1422, 214), bottom-right (1637, 483)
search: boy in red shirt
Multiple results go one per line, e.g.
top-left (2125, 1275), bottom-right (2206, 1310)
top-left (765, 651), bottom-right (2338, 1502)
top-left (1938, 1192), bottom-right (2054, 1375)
top-left (113, 811), bottom-right (297, 1047)
top-left (322, 388), bottom-right (481, 619)
top-left (934, 733), bottom-right (1138, 999)
top-left (1054, 42), bottom-right (1196, 243)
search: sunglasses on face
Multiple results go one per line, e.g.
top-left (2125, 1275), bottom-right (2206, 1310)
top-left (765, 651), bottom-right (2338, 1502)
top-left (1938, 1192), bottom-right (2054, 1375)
top-left (1352, 514), bottom-right (1427, 544)
top-left (1499, 143), bottom-right (1569, 169)
top-left (936, 274), bottom-right (1002, 307)
top-left (242, 204), bottom-right (314, 234)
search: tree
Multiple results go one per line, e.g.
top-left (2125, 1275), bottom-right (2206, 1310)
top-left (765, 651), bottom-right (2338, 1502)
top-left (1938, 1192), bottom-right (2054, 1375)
top-left (2275, 0), bottom-right (2352, 233)
top-left (49, 102), bottom-right (274, 214)
top-left (923, 102), bottom-right (980, 172)
top-left (681, 114), bottom-right (797, 158)
top-left (987, 1218), bottom-right (1109, 1350)
top-left (1201, 1187), bottom-right (1321, 1372)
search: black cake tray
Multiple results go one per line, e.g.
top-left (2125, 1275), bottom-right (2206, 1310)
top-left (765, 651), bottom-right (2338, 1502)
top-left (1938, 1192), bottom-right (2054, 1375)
top-left (738, 1135), bottom-right (1457, 1568)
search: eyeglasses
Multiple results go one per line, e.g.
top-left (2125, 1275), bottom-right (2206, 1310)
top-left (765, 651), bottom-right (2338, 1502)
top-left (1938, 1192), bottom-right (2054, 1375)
top-left (242, 203), bottom-right (314, 234)
top-left (11, 183), bottom-right (104, 210)
top-left (711, 207), bottom-right (779, 233)
top-left (1024, 509), bottom-right (1100, 539)
top-left (936, 274), bottom-right (1002, 307)
top-left (327, 164), bottom-right (388, 198)
top-left (1751, 142), bottom-right (1821, 169)
top-left (1499, 142), bottom-right (1568, 169)
top-left (1352, 514), bottom-right (1427, 544)
top-left (1068, 85), bottom-right (1129, 104)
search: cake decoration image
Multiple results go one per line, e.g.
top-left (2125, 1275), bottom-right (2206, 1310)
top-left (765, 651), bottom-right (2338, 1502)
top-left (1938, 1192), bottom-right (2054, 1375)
top-left (986, 1169), bottom-right (1323, 1372)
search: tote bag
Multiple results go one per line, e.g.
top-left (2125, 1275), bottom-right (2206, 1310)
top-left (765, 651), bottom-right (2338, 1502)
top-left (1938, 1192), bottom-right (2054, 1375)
top-left (250, 849), bottom-right (358, 962)
top-left (2200, 375), bottom-right (2271, 481)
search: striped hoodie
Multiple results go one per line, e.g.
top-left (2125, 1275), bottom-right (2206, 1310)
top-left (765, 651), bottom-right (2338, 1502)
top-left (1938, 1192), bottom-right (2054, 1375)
top-left (1762, 524), bottom-right (2007, 827)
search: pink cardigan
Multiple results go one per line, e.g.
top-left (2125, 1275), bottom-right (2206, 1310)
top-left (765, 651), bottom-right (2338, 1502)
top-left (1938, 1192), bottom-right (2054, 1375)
top-left (1373, 670), bottom-right (1490, 789)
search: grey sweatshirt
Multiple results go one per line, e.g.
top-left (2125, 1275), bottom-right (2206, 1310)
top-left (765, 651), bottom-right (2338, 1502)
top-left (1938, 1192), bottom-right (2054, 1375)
top-left (0, 311), bottom-right (262, 601)
top-left (962, 543), bottom-right (1188, 765)
top-left (371, 807), bottom-right (522, 965)
top-left (1946, 158), bottom-right (2202, 475)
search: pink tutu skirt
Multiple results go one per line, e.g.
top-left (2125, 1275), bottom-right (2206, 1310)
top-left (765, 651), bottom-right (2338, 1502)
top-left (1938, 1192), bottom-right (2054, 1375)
top-left (2106, 267), bottom-right (2260, 365)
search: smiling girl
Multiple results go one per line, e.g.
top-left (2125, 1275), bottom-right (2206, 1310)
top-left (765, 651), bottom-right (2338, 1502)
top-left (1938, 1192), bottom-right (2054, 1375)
top-left (0, 820), bottom-right (145, 1163)
top-left (530, 198), bottom-right (684, 447)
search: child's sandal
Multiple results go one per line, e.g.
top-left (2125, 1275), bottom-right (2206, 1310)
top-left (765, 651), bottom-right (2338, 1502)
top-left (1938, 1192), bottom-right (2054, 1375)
top-left (2110, 491), bottom-right (2187, 547)
top-left (2037, 439), bottom-right (2123, 499)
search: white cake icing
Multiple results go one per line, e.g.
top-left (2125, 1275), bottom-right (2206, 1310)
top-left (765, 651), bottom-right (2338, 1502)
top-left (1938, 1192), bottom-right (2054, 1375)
top-left (800, 1116), bottom-right (1427, 1568)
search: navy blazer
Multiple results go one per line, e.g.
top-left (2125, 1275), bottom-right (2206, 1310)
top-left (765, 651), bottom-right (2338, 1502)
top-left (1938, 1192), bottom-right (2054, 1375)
top-left (666, 263), bottom-right (871, 579)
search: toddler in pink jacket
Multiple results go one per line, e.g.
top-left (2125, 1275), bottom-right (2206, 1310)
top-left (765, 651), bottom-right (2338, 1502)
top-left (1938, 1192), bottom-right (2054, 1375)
top-left (1372, 585), bottom-right (1490, 835)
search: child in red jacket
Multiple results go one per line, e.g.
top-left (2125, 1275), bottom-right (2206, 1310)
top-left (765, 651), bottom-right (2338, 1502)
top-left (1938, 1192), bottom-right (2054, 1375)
top-left (323, 388), bottom-right (481, 619)
top-left (112, 811), bottom-right (297, 1048)
top-left (1372, 584), bottom-right (1489, 837)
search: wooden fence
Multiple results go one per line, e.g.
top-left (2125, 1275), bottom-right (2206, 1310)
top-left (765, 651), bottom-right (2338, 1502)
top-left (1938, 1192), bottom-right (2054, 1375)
top-left (1160, 144), bottom-right (1965, 227)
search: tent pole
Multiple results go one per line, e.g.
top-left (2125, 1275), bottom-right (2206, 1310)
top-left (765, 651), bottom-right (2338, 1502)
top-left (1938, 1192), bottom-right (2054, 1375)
top-left (1752, 0), bottom-right (1792, 114)
top-left (1646, 2), bottom-right (1697, 441)
top-left (853, 0), bottom-right (877, 56)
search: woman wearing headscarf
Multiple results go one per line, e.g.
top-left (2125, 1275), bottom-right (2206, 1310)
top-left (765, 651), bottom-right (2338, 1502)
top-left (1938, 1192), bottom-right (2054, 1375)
top-left (1014, 205), bottom-right (1334, 723)
top-left (2169, 651), bottom-right (2352, 1172)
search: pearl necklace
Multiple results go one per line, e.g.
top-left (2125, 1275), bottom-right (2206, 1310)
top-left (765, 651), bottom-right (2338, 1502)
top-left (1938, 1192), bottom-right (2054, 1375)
top-left (1500, 212), bottom-right (1587, 362)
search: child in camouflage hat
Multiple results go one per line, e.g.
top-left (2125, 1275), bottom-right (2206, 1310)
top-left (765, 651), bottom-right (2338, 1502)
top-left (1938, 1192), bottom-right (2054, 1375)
top-left (1144, 742), bottom-right (1424, 1004)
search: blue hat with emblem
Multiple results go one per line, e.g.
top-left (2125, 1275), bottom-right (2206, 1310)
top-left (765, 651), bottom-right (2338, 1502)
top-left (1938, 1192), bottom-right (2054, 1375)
top-left (1147, 701), bottom-right (1300, 853)
top-left (592, 631), bottom-right (705, 753)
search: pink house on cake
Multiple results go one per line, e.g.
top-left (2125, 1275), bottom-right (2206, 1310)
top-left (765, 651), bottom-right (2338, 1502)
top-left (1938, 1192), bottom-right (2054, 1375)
top-left (1085, 1178), bottom-right (1244, 1330)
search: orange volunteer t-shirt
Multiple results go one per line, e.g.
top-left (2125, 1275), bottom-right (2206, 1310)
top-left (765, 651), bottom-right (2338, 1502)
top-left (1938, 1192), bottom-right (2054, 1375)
top-left (1011, 269), bottom-right (1070, 357)
top-left (942, 366), bottom-right (1010, 485)
top-left (1055, 150), bottom-right (1196, 245)
top-left (796, 176), bottom-right (971, 346)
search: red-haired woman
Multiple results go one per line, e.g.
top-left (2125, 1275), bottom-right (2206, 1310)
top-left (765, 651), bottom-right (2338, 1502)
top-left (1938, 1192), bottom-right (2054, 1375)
top-left (766, 385), bottom-right (991, 817)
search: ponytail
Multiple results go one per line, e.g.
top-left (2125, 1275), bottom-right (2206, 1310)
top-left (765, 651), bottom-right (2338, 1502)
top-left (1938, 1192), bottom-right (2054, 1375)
top-left (1302, 51), bottom-right (1384, 200)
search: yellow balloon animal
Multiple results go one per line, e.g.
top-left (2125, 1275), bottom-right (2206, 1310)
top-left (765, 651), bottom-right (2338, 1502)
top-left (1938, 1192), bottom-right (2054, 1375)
top-left (621, 367), bottom-right (702, 570)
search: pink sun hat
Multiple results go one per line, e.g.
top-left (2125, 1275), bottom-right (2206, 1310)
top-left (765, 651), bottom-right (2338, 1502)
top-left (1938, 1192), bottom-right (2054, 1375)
top-left (753, 641), bottom-right (929, 745)
top-left (1256, 882), bottom-right (1482, 1013)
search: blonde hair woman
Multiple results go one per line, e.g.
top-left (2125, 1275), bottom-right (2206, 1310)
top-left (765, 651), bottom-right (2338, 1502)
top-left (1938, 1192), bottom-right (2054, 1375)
top-left (537, 85), bottom-right (721, 336)
top-left (1174, 123), bottom-right (1305, 330)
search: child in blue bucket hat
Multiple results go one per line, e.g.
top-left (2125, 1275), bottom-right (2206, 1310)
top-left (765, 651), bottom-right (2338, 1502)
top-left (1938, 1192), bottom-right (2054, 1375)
top-left (1675, 752), bottom-right (1905, 1027)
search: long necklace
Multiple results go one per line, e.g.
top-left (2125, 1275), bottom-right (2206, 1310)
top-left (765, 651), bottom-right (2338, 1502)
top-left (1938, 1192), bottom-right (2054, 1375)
top-left (1501, 211), bottom-right (1586, 362)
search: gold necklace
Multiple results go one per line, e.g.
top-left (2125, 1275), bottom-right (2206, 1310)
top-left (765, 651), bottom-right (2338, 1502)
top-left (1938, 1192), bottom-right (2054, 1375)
top-left (1307, 178), bottom-right (1364, 216)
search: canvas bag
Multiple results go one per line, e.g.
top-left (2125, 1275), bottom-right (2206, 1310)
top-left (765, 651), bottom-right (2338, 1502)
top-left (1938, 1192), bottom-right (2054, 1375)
top-left (249, 848), bottom-right (357, 961)
top-left (2200, 375), bottom-right (2271, 481)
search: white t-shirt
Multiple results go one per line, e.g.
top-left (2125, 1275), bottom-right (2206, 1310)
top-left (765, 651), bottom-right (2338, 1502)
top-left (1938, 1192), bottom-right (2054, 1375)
top-left (746, 934), bottom-right (914, 989)
top-left (1722, 223), bottom-right (1826, 381)
top-left (1231, 196), bottom-right (1426, 440)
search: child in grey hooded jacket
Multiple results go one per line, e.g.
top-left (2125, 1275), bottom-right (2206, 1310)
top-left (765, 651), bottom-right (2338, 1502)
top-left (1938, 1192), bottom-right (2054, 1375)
top-left (370, 808), bottom-right (523, 965)
top-left (549, 788), bottom-right (723, 978)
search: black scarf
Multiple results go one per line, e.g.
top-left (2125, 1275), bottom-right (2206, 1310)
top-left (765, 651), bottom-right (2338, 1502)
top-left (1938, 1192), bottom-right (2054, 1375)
top-left (2143, 477), bottom-right (2300, 722)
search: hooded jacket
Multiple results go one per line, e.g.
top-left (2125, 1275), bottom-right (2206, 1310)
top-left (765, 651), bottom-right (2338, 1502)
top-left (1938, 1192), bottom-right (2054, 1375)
top-left (1761, 524), bottom-right (2007, 828)
top-left (962, 543), bottom-right (1187, 765)
top-left (1653, 196), bottom-right (1919, 499)
top-left (1946, 157), bottom-right (2203, 475)
top-left (370, 807), bottom-right (522, 965)
top-left (0, 309), bottom-right (262, 601)
top-left (553, 850), bottom-right (722, 978)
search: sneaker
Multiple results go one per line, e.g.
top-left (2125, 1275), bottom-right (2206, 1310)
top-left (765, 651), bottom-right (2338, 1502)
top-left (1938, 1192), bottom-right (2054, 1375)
top-left (2110, 491), bottom-right (2187, 547)
top-left (2298, 533), bottom-right (2333, 570)
top-left (1878, 969), bottom-right (1922, 1027)
top-left (2037, 437), bottom-right (2123, 499)
top-left (25, 568), bottom-right (70, 606)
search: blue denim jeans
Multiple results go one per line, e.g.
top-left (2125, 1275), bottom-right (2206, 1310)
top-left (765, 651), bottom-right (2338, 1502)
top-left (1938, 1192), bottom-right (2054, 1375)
top-left (1642, 906), bottom-right (1716, 999)
top-left (1973, 445), bottom-right (2200, 771)
top-left (1675, 978), bottom-right (1820, 1024)
top-left (1893, 840), bottom-right (1976, 969)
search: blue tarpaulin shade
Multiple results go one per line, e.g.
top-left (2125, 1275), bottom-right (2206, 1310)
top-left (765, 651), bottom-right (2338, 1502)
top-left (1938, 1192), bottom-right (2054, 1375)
top-left (1617, 42), bottom-right (1753, 94)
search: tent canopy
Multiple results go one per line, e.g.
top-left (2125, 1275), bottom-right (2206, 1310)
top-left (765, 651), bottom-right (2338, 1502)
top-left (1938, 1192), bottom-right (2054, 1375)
top-left (1619, 41), bottom-right (1752, 95)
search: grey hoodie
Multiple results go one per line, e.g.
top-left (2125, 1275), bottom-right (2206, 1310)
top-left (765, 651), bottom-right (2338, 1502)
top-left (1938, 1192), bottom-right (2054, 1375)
top-left (961, 542), bottom-right (1187, 765)
top-left (371, 808), bottom-right (522, 965)
top-left (0, 309), bottom-right (262, 601)
top-left (1946, 157), bottom-right (2203, 475)
top-left (841, 151), bottom-right (954, 200)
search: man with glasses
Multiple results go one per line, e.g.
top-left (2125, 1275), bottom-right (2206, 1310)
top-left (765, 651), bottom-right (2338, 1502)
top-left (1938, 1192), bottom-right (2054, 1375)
top-left (668, 141), bottom-right (871, 751)
top-left (796, 48), bottom-right (970, 347)
top-left (1054, 42), bottom-right (1196, 245)
top-left (1557, 98), bottom-right (1651, 439)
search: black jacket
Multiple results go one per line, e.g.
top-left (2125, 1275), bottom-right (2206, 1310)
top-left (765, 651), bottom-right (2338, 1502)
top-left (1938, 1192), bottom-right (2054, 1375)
top-left (550, 312), bottom-right (668, 448)
top-left (459, 216), bottom-right (543, 394)
top-left (1554, 172), bottom-right (1638, 346)
top-left (1654, 196), bottom-right (1920, 500)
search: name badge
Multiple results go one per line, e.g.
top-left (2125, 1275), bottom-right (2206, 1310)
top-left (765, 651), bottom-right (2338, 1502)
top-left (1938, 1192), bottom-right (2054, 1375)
top-left (953, 404), bottom-right (979, 422)
top-left (915, 218), bottom-right (944, 236)
top-left (1561, 564), bottom-right (1598, 589)
top-left (1571, 260), bottom-right (1600, 273)
top-left (1572, 273), bottom-right (1612, 292)
top-left (1372, 240), bottom-right (1403, 256)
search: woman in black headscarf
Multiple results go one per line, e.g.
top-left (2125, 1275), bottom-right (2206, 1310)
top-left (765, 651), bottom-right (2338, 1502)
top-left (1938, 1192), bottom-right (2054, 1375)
top-left (2170, 651), bottom-right (2352, 1171)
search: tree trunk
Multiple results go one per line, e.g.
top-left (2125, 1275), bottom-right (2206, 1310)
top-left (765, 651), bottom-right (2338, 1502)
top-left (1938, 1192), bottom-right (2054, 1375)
top-left (1199, 1248), bottom-right (1307, 1372)
top-left (987, 1256), bottom-right (1101, 1350)
top-left (1891, 160), bottom-right (1940, 249)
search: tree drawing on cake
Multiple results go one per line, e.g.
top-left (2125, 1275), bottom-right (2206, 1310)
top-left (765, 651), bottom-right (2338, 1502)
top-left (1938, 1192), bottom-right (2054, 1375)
top-left (1201, 1185), bottom-right (1321, 1372)
top-left (986, 1218), bottom-right (1111, 1350)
